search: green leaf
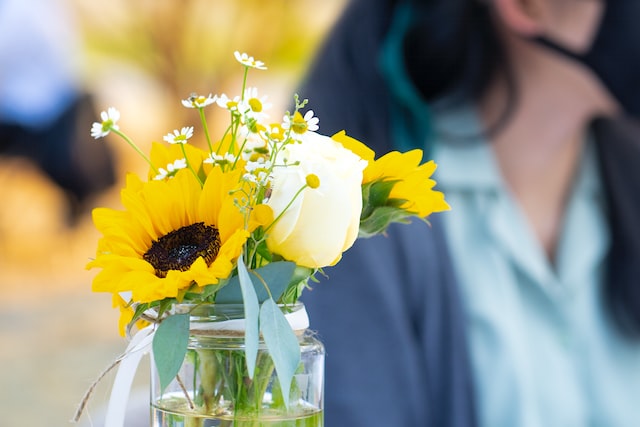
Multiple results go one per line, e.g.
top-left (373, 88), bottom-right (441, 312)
top-left (198, 283), bottom-right (220, 301)
top-left (279, 265), bottom-right (314, 304)
top-left (386, 197), bottom-right (410, 209)
top-left (215, 261), bottom-right (296, 304)
top-left (237, 254), bottom-right (260, 379)
top-left (260, 298), bottom-right (301, 409)
top-left (358, 206), bottom-right (411, 238)
top-left (368, 179), bottom-right (397, 207)
top-left (131, 303), bottom-right (149, 324)
top-left (152, 313), bottom-right (189, 393)
top-left (361, 179), bottom-right (397, 219)
top-left (254, 238), bottom-right (273, 262)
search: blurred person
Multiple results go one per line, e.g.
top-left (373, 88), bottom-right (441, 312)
top-left (299, 0), bottom-right (640, 426)
top-left (0, 0), bottom-right (114, 221)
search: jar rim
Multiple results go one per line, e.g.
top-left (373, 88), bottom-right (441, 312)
top-left (172, 302), bottom-right (309, 334)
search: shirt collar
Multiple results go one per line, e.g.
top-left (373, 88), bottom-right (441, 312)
top-left (431, 102), bottom-right (504, 191)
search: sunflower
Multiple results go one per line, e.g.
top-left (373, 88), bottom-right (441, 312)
top-left (332, 130), bottom-right (449, 215)
top-left (364, 150), bottom-right (450, 216)
top-left (87, 167), bottom-right (273, 310)
top-left (331, 130), bottom-right (449, 237)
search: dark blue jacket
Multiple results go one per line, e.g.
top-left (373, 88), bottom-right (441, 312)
top-left (302, 218), bottom-right (477, 426)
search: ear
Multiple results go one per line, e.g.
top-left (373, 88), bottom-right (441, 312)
top-left (493, 0), bottom-right (544, 36)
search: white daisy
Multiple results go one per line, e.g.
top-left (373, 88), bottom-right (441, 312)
top-left (153, 158), bottom-right (187, 180)
top-left (91, 107), bottom-right (120, 139)
top-left (216, 94), bottom-right (246, 114)
top-left (282, 110), bottom-right (319, 135)
top-left (245, 157), bottom-right (272, 172)
top-left (243, 87), bottom-right (272, 113)
top-left (163, 127), bottom-right (194, 144)
top-left (242, 172), bottom-right (259, 184)
top-left (181, 93), bottom-right (217, 109)
top-left (260, 124), bottom-right (286, 142)
top-left (255, 170), bottom-right (272, 186)
top-left (240, 134), bottom-right (270, 160)
top-left (203, 152), bottom-right (237, 166)
top-left (234, 51), bottom-right (267, 70)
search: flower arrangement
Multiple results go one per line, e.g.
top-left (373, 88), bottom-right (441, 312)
top-left (83, 51), bottom-right (449, 424)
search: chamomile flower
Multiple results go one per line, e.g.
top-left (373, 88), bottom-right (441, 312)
top-left (153, 158), bottom-right (188, 180)
top-left (163, 127), bottom-right (194, 144)
top-left (283, 110), bottom-right (319, 135)
top-left (234, 51), bottom-right (267, 70)
top-left (241, 135), bottom-right (270, 162)
top-left (216, 94), bottom-right (244, 114)
top-left (245, 157), bottom-right (272, 173)
top-left (242, 170), bottom-right (271, 186)
top-left (243, 87), bottom-right (272, 113)
top-left (241, 116), bottom-right (268, 136)
top-left (91, 107), bottom-right (120, 139)
top-left (204, 152), bottom-right (236, 167)
top-left (181, 93), bottom-right (217, 109)
top-left (261, 124), bottom-right (286, 142)
top-left (241, 87), bottom-right (271, 130)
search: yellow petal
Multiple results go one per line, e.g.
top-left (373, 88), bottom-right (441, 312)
top-left (331, 131), bottom-right (375, 162)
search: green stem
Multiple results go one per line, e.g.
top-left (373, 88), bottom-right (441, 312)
top-left (111, 128), bottom-right (159, 174)
top-left (241, 67), bottom-right (249, 101)
top-left (198, 108), bottom-right (214, 153)
top-left (215, 124), bottom-right (234, 156)
top-left (180, 143), bottom-right (204, 186)
top-left (254, 352), bottom-right (277, 411)
top-left (198, 349), bottom-right (219, 413)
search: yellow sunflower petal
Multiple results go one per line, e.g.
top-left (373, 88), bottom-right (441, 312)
top-left (183, 257), bottom-right (221, 287)
top-left (198, 166), bottom-right (226, 226)
top-left (199, 167), bottom-right (247, 241)
top-left (112, 294), bottom-right (133, 337)
top-left (331, 131), bottom-right (375, 162)
top-left (90, 257), bottom-right (155, 293)
top-left (365, 149), bottom-right (423, 183)
top-left (120, 174), bottom-right (159, 242)
top-left (92, 208), bottom-right (149, 256)
top-left (130, 272), bottom-right (182, 303)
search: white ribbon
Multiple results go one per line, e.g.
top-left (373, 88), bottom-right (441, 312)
top-left (104, 326), bottom-right (154, 427)
top-left (102, 306), bottom-right (309, 427)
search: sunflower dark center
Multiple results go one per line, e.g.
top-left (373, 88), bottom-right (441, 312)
top-left (143, 222), bottom-right (221, 278)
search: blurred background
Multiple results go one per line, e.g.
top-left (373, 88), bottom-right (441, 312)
top-left (0, 0), bottom-right (346, 425)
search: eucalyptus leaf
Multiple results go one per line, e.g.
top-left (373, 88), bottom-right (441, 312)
top-left (237, 254), bottom-right (260, 379)
top-left (216, 261), bottom-right (296, 304)
top-left (152, 313), bottom-right (189, 393)
top-left (260, 298), bottom-right (301, 409)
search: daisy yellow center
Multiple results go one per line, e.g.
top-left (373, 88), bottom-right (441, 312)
top-left (143, 222), bottom-right (221, 278)
top-left (291, 112), bottom-right (308, 134)
top-left (101, 120), bottom-right (114, 132)
top-left (248, 98), bottom-right (262, 112)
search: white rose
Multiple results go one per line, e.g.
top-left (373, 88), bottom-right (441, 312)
top-left (266, 132), bottom-right (367, 268)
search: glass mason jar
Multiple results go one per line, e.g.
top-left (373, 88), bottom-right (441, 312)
top-left (150, 303), bottom-right (324, 427)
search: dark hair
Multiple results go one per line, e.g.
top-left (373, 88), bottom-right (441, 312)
top-left (298, 0), bottom-right (640, 337)
top-left (298, 0), bottom-right (508, 153)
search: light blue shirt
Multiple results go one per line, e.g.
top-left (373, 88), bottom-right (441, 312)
top-left (432, 104), bottom-right (640, 427)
